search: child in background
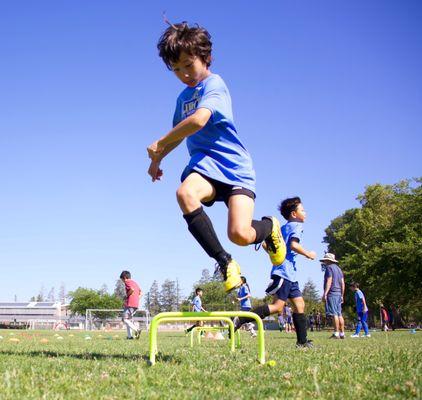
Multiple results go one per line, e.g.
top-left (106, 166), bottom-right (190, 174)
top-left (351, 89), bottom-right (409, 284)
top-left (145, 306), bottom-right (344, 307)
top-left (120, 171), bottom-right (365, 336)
top-left (148, 21), bottom-right (285, 293)
top-left (315, 311), bottom-right (322, 331)
top-left (236, 276), bottom-right (256, 337)
top-left (284, 304), bottom-right (293, 333)
top-left (350, 282), bottom-right (371, 338)
top-left (309, 311), bottom-right (315, 332)
top-left (185, 288), bottom-right (206, 334)
top-left (277, 312), bottom-right (285, 332)
top-left (120, 270), bottom-right (142, 340)
top-left (381, 304), bottom-right (389, 331)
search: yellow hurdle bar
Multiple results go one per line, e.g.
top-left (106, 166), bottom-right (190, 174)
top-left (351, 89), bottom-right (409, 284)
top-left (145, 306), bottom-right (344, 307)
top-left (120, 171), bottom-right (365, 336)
top-left (148, 311), bottom-right (265, 365)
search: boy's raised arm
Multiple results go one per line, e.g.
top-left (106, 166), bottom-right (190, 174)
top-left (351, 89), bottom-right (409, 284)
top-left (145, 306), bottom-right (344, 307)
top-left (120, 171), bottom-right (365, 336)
top-left (290, 239), bottom-right (316, 260)
top-left (147, 108), bottom-right (211, 161)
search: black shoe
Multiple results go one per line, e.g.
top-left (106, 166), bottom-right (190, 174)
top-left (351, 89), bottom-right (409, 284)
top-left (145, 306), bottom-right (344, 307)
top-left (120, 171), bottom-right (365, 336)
top-left (126, 337), bottom-right (134, 340)
top-left (296, 340), bottom-right (313, 349)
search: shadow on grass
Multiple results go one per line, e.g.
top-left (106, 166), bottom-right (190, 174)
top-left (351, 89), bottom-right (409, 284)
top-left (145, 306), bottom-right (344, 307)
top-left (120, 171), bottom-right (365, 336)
top-left (0, 350), bottom-right (180, 364)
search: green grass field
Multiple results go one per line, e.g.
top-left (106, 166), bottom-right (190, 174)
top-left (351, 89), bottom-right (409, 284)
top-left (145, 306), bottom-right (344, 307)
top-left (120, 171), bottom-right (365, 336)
top-left (0, 329), bottom-right (420, 399)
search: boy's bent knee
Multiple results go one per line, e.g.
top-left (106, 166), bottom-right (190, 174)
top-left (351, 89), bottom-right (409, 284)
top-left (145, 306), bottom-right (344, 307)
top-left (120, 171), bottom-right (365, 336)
top-left (176, 186), bottom-right (200, 212)
top-left (228, 226), bottom-right (253, 246)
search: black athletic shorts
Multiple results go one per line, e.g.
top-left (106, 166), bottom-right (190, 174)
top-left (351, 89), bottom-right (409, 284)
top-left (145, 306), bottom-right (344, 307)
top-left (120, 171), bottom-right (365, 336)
top-left (185, 171), bottom-right (256, 207)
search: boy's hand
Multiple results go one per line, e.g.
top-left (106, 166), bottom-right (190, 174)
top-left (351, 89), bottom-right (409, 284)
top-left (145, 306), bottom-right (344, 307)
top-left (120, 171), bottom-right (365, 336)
top-left (148, 160), bottom-right (163, 182)
top-left (147, 140), bottom-right (164, 161)
top-left (307, 251), bottom-right (317, 260)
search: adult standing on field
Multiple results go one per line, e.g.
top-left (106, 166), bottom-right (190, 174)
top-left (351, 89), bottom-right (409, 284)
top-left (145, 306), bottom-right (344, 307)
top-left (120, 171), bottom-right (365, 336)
top-left (321, 253), bottom-right (345, 339)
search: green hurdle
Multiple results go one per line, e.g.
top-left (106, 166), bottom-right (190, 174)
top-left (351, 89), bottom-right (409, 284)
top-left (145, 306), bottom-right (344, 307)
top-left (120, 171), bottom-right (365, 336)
top-left (148, 311), bottom-right (265, 365)
top-left (150, 316), bottom-right (235, 353)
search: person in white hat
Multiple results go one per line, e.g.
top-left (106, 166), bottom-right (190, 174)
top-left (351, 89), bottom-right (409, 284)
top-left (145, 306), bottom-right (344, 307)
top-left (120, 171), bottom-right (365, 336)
top-left (320, 253), bottom-right (345, 339)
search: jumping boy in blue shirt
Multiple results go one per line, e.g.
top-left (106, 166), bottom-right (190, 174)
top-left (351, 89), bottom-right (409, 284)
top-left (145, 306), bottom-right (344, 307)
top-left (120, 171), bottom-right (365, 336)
top-left (147, 21), bottom-right (285, 293)
top-left (235, 197), bottom-right (316, 348)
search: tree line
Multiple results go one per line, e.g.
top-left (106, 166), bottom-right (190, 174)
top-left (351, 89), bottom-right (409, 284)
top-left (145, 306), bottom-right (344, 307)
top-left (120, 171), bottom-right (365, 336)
top-left (324, 178), bottom-right (421, 323)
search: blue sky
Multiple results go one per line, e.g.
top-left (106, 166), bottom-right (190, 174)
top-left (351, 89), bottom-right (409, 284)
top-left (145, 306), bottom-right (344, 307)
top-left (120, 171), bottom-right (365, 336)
top-left (1, 1), bottom-right (421, 304)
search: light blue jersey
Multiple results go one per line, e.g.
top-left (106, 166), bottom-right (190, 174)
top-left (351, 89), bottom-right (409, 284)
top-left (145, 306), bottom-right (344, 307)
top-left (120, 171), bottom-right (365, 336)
top-left (271, 221), bottom-right (303, 282)
top-left (237, 284), bottom-right (252, 309)
top-left (173, 74), bottom-right (256, 192)
top-left (192, 295), bottom-right (202, 312)
top-left (354, 289), bottom-right (366, 313)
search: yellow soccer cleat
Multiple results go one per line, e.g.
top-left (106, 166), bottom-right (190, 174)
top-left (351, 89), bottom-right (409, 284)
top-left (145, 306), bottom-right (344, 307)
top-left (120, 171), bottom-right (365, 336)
top-left (223, 259), bottom-right (242, 292)
top-left (265, 217), bottom-right (286, 265)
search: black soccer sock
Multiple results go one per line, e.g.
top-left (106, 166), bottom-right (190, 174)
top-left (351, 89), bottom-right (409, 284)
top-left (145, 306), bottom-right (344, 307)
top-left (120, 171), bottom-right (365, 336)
top-left (236, 304), bottom-right (271, 330)
top-left (293, 313), bottom-right (308, 344)
top-left (183, 207), bottom-right (231, 266)
top-left (251, 217), bottom-right (272, 244)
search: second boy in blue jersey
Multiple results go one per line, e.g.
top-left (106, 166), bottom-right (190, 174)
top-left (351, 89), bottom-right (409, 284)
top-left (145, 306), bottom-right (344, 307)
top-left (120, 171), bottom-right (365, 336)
top-left (235, 197), bottom-right (317, 348)
top-left (147, 22), bottom-right (285, 293)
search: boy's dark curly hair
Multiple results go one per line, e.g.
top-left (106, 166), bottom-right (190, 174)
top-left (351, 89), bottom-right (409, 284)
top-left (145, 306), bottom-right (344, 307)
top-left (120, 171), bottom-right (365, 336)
top-left (279, 197), bottom-right (302, 220)
top-left (120, 270), bottom-right (131, 279)
top-left (157, 22), bottom-right (212, 70)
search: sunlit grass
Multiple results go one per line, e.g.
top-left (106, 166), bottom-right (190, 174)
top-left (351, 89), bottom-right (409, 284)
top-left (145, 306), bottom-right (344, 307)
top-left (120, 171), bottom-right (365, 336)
top-left (0, 329), bottom-right (420, 399)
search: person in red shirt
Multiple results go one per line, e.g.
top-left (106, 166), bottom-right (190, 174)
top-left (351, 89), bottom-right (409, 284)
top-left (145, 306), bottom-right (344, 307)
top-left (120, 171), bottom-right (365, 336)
top-left (120, 270), bottom-right (142, 339)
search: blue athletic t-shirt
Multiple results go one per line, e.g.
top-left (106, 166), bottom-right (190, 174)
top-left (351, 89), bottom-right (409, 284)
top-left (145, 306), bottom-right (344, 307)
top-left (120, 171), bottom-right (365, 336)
top-left (271, 221), bottom-right (303, 282)
top-left (324, 264), bottom-right (344, 296)
top-left (237, 284), bottom-right (251, 309)
top-left (354, 289), bottom-right (366, 313)
top-left (173, 74), bottom-right (256, 192)
top-left (192, 295), bottom-right (202, 312)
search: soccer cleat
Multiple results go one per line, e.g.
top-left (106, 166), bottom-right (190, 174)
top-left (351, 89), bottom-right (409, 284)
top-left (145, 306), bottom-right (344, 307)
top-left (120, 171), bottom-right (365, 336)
top-left (264, 217), bottom-right (286, 265)
top-left (363, 334), bottom-right (371, 338)
top-left (329, 334), bottom-right (340, 339)
top-left (214, 256), bottom-right (242, 292)
top-left (135, 329), bottom-right (142, 340)
top-left (296, 340), bottom-right (313, 349)
top-left (223, 259), bottom-right (242, 292)
top-left (350, 334), bottom-right (360, 338)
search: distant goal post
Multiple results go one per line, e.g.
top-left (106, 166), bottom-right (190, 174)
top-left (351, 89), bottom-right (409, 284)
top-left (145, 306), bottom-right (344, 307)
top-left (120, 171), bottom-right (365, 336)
top-left (85, 309), bottom-right (150, 331)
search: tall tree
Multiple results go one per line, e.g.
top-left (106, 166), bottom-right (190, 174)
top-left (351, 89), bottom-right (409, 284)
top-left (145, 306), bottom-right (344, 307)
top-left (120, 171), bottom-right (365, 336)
top-left (98, 284), bottom-right (108, 295)
top-left (302, 279), bottom-right (320, 303)
top-left (324, 178), bottom-right (422, 320)
top-left (302, 279), bottom-right (322, 313)
top-left (146, 280), bottom-right (161, 315)
top-left (36, 285), bottom-right (45, 302)
top-left (113, 279), bottom-right (126, 301)
top-left (47, 287), bottom-right (55, 302)
top-left (58, 283), bottom-right (67, 304)
top-left (160, 279), bottom-right (178, 312)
